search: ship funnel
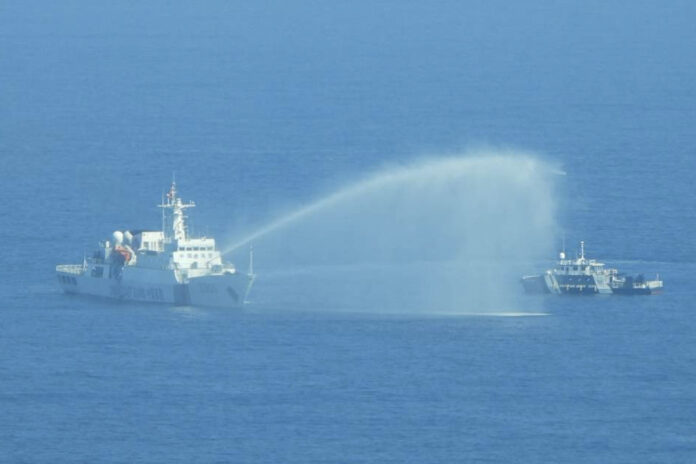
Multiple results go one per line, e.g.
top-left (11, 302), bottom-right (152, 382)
top-left (124, 230), bottom-right (133, 244)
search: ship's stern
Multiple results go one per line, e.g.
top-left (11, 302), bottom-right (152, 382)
top-left (56, 264), bottom-right (86, 294)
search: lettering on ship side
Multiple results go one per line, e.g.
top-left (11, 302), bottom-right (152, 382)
top-left (109, 285), bottom-right (165, 301)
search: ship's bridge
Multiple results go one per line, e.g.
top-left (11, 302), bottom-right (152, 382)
top-left (554, 259), bottom-right (606, 275)
top-left (552, 241), bottom-right (612, 276)
top-left (173, 237), bottom-right (222, 270)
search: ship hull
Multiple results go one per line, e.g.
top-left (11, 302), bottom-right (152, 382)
top-left (520, 272), bottom-right (662, 296)
top-left (522, 273), bottom-right (606, 295)
top-left (552, 274), bottom-right (603, 295)
top-left (521, 275), bottom-right (550, 294)
top-left (57, 266), bottom-right (253, 308)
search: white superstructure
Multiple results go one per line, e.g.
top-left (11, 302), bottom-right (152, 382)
top-left (56, 181), bottom-right (254, 307)
top-left (542, 241), bottom-right (614, 294)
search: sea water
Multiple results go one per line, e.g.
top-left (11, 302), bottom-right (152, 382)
top-left (1, 1), bottom-right (695, 462)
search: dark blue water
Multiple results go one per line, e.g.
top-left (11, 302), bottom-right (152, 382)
top-left (2, 1), bottom-right (696, 462)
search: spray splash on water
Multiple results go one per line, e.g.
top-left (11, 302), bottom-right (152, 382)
top-left (226, 150), bottom-right (560, 313)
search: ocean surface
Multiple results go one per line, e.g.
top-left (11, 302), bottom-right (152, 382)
top-left (2, 1), bottom-right (696, 462)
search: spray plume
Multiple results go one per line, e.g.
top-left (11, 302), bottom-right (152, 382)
top-left (225, 150), bottom-right (560, 313)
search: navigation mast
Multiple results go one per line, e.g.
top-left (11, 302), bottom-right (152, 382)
top-left (158, 181), bottom-right (195, 241)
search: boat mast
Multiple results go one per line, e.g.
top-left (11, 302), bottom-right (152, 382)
top-left (158, 180), bottom-right (195, 242)
top-left (249, 245), bottom-right (254, 275)
top-left (161, 191), bottom-right (165, 236)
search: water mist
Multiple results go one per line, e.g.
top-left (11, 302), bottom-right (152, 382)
top-left (225, 150), bottom-right (560, 314)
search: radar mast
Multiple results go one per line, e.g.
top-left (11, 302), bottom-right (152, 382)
top-left (158, 181), bottom-right (195, 242)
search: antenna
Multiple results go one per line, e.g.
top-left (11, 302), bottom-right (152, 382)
top-left (580, 240), bottom-right (585, 260)
top-left (158, 180), bottom-right (195, 242)
top-left (161, 191), bottom-right (165, 237)
top-left (249, 245), bottom-right (254, 276)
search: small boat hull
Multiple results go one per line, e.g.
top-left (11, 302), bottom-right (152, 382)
top-left (609, 281), bottom-right (663, 295)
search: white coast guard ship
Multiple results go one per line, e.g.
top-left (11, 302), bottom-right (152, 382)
top-left (56, 182), bottom-right (254, 307)
top-left (521, 241), bottom-right (663, 295)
